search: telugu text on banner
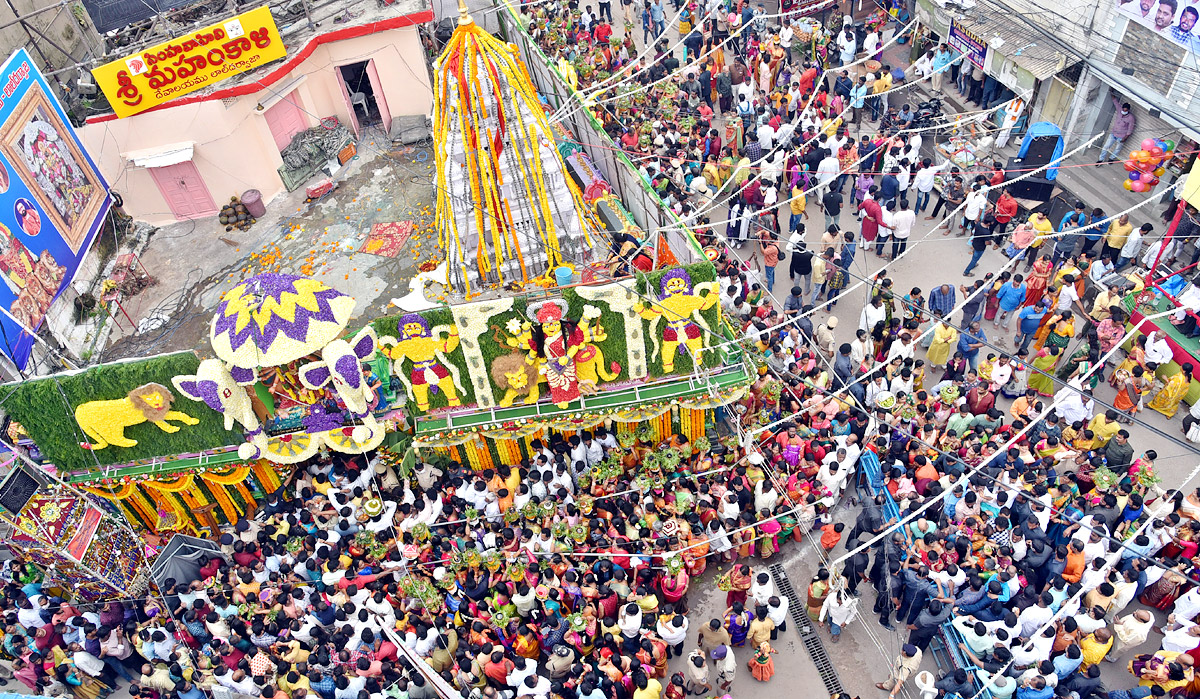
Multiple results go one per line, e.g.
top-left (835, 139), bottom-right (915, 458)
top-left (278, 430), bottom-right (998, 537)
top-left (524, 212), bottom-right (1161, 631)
top-left (92, 5), bottom-right (286, 118)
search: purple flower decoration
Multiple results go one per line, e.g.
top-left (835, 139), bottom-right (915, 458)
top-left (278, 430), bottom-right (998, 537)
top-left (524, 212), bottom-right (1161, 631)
top-left (658, 269), bottom-right (693, 299)
top-left (210, 273), bottom-right (356, 368)
top-left (302, 405), bottom-right (344, 433)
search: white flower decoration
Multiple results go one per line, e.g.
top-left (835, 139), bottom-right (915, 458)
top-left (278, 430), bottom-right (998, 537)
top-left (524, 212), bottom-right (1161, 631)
top-left (582, 304), bottom-right (602, 319)
top-left (505, 318), bottom-right (523, 335)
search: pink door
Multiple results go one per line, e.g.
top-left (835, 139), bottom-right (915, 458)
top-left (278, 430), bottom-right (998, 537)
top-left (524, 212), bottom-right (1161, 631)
top-left (335, 67), bottom-right (361, 137)
top-left (264, 90), bottom-right (307, 152)
top-left (149, 161), bottom-right (218, 220)
top-left (365, 60), bottom-right (391, 130)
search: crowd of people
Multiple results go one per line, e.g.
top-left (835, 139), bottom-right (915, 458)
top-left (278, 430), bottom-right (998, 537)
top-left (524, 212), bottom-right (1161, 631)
top-left (5, 3), bottom-right (1200, 699)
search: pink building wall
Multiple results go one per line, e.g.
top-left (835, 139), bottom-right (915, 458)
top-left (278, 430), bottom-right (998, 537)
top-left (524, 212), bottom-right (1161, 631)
top-left (77, 25), bottom-right (433, 225)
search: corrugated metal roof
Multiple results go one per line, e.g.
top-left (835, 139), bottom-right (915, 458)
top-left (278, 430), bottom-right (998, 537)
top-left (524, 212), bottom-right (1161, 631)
top-left (954, 12), bottom-right (1068, 80)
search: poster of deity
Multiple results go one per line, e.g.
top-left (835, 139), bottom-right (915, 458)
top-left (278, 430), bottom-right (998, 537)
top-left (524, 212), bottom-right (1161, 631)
top-left (0, 48), bottom-right (111, 369)
top-left (0, 82), bottom-right (107, 254)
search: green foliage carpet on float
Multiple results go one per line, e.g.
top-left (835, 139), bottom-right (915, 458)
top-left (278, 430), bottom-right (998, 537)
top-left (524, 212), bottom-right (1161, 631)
top-left (0, 352), bottom-right (243, 472)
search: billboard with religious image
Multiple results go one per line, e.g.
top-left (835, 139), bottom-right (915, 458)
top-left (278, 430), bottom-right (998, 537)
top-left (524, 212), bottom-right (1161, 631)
top-left (0, 48), bottom-right (111, 369)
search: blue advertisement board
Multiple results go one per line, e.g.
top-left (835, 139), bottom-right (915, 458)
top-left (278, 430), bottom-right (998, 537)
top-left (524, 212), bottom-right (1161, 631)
top-left (949, 20), bottom-right (988, 70)
top-left (0, 49), bottom-right (111, 369)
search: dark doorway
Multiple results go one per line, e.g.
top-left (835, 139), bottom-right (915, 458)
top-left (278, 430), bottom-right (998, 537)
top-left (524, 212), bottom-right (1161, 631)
top-left (338, 61), bottom-right (383, 128)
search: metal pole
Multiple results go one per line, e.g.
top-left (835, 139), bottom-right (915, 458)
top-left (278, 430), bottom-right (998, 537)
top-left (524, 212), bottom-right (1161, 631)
top-left (22, 21), bottom-right (77, 63)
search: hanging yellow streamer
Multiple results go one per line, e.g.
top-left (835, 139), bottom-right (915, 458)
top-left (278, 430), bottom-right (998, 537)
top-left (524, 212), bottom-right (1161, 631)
top-left (142, 474), bottom-right (195, 493)
top-left (81, 482), bottom-right (137, 500)
top-left (206, 482), bottom-right (241, 522)
top-left (200, 467), bottom-right (251, 486)
top-left (252, 461), bottom-right (282, 492)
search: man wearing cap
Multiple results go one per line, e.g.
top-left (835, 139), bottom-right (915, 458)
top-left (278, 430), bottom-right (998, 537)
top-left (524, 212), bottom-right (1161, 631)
top-left (815, 316), bottom-right (837, 357)
top-left (877, 644), bottom-right (923, 696)
top-left (712, 644), bottom-right (736, 690)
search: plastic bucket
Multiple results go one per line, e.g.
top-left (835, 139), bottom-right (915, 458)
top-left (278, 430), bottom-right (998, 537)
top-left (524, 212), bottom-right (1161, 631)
top-left (554, 266), bottom-right (573, 286)
top-left (242, 189), bottom-right (266, 218)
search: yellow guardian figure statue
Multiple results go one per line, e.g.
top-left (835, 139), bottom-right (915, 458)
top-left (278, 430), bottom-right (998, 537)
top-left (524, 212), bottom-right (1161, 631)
top-left (635, 269), bottom-right (717, 373)
top-left (380, 314), bottom-right (464, 412)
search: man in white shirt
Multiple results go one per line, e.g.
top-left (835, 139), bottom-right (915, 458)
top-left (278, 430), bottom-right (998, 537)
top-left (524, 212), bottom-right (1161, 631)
top-left (860, 295), bottom-right (887, 332)
top-left (890, 199), bottom-right (916, 258)
top-left (1017, 594), bottom-right (1054, 637)
top-left (990, 355), bottom-right (1013, 391)
top-left (1055, 277), bottom-right (1080, 313)
top-left (912, 159), bottom-right (949, 215)
top-left (583, 432), bottom-right (604, 466)
top-left (817, 152), bottom-right (841, 192)
top-left (962, 184), bottom-right (988, 233)
top-left (508, 657), bottom-right (539, 690)
top-left (818, 450), bottom-right (852, 502)
top-left (1175, 587), bottom-right (1200, 622)
top-left (1161, 618), bottom-right (1200, 653)
top-left (1146, 330), bottom-right (1173, 365)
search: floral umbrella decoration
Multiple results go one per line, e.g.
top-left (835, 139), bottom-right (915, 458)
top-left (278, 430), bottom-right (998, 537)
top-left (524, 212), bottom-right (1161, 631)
top-left (210, 273), bottom-right (357, 373)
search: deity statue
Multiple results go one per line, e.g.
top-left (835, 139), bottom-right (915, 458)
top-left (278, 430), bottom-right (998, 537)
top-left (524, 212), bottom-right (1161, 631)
top-left (635, 269), bottom-right (718, 373)
top-left (380, 314), bottom-right (464, 412)
top-left (529, 302), bottom-right (584, 408)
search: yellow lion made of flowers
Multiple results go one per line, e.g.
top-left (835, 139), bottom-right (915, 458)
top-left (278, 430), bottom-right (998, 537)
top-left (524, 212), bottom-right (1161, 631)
top-left (74, 383), bottom-right (199, 450)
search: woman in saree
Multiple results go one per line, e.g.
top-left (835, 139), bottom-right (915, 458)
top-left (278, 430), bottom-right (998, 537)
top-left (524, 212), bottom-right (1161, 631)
top-left (1035, 310), bottom-right (1075, 353)
top-left (724, 601), bottom-right (751, 647)
top-left (758, 508), bottom-right (782, 559)
top-left (1113, 365), bottom-right (1150, 420)
top-left (52, 647), bottom-right (109, 699)
top-left (702, 155), bottom-right (721, 190)
top-left (767, 39), bottom-right (786, 88)
top-left (1028, 345), bottom-right (1062, 397)
top-left (661, 563), bottom-right (689, 610)
top-left (1129, 651), bottom-right (1194, 691)
top-left (1047, 490), bottom-right (1083, 548)
top-left (718, 146), bottom-right (736, 181)
top-left (1023, 254), bottom-right (1054, 306)
top-left (1112, 335), bottom-right (1149, 387)
top-left (513, 625), bottom-right (541, 660)
top-left (1172, 523), bottom-right (1200, 564)
top-left (708, 37), bottom-right (726, 75)
top-left (1061, 346), bottom-right (1101, 389)
top-left (724, 563), bottom-right (752, 607)
top-left (683, 531), bottom-right (709, 576)
top-left (1149, 363), bottom-right (1194, 418)
top-left (1139, 564), bottom-right (1191, 609)
top-left (806, 568), bottom-right (831, 623)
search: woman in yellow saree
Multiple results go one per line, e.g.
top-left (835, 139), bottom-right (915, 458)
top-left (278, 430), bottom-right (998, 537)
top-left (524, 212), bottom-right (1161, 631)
top-left (1148, 363), bottom-right (1194, 418)
top-left (1034, 311), bottom-right (1074, 352)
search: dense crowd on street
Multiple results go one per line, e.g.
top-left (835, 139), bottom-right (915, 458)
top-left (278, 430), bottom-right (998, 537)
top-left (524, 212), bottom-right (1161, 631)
top-left (5, 2), bottom-right (1200, 699)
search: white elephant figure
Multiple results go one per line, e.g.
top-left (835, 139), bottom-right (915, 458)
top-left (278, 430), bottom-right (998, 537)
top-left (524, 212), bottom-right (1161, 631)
top-left (172, 359), bottom-right (270, 461)
top-left (300, 327), bottom-right (385, 452)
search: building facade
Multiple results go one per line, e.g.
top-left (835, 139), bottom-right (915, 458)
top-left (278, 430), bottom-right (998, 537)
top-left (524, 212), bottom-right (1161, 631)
top-left (77, 0), bottom-right (434, 225)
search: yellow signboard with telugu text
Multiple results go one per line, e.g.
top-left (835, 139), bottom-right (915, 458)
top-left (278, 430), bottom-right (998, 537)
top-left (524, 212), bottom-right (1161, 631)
top-left (91, 5), bottom-right (286, 118)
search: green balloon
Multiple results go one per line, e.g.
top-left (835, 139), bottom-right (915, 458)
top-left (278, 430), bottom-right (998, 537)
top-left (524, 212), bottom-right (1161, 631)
top-left (1164, 139), bottom-right (1176, 152)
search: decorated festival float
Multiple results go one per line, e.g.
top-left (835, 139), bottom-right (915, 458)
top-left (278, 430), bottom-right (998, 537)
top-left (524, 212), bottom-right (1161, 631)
top-left (0, 0), bottom-right (754, 598)
top-left (0, 467), bottom-right (151, 601)
top-left (400, 0), bottom-right (754, 465)
top-left (1124, 156), bottom-right (1200, 407)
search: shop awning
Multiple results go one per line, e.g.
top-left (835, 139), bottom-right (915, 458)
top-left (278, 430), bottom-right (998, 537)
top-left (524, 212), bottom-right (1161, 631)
top-left (953, 13), bottom-right (1069, 81)
top-left (123, 142), bottom-right (195, 168)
